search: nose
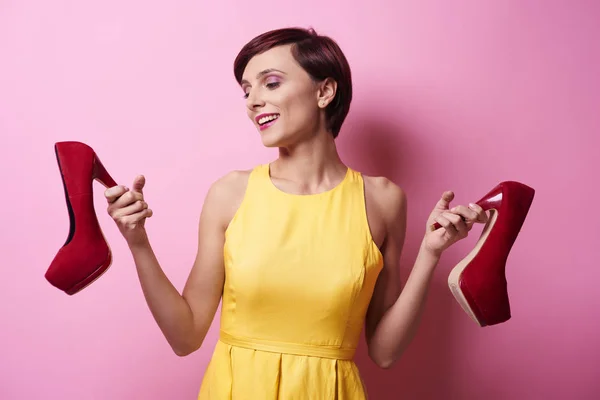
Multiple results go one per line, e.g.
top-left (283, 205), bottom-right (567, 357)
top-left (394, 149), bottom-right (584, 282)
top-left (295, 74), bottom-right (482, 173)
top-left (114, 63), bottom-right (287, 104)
top-left (246, 89), bottom-right (265, 112)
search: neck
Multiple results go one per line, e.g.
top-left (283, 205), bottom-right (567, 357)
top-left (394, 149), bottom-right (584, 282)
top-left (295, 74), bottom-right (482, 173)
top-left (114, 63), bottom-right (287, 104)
top-left (272, 130), bottom-right (346, 188)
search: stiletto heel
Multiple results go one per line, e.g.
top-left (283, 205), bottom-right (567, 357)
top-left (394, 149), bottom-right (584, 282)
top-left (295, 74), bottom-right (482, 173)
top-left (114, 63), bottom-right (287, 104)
top-left (45, 141), bottom-right (117, 295)
top-left (434, 181), bottom-right (535, 326)
top-left (93, 154), bottom-right (114, 188)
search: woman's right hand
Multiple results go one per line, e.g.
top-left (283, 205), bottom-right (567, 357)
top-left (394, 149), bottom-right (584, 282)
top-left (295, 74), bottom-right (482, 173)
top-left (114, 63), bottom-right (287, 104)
top-left (105, 174), bottom-right (153, 247)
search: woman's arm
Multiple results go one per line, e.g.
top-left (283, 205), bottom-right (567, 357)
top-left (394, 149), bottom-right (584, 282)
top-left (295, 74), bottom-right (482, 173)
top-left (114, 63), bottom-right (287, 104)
top-left (364, 182), bottom-right (484, 368)
top-left (107, 171), bottom-right (248, 356)
top-left (365, 228), bottom-right (439, 368)
top-left (364, 180), bottom-right (433, 369)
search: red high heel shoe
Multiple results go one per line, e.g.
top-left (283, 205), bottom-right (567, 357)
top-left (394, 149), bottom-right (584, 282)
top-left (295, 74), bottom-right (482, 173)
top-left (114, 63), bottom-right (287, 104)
top-left (45, 141), bottom-right (117, 295)
top-left (431, 181), bottom-right (535, 326)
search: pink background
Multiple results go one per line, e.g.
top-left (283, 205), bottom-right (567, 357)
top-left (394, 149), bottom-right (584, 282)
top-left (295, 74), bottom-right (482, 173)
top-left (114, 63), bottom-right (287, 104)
top-left (1, 1), bottom-right (598, 399)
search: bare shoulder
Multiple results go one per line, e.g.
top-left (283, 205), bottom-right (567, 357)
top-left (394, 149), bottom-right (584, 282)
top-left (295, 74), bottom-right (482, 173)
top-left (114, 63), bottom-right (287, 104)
top-left (202, 169), bottom-right (253, 229)
top-left (208, 169), bottom-right (252, 196)
top-left (363, 175), bottom-right (407, 222)
top-left (363, 175), bottom-right (407, 229)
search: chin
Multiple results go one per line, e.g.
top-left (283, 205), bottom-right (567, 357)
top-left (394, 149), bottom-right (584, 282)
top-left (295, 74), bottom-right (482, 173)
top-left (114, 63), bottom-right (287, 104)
top-left (259, 128), bottom-right (289, 148)
top-left (261, 139), bottom-right (280, 148)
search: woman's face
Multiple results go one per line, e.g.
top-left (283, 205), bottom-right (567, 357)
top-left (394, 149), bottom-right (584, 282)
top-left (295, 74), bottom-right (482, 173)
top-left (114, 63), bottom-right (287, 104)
top-left (241, 45), bottom-right (326, 148)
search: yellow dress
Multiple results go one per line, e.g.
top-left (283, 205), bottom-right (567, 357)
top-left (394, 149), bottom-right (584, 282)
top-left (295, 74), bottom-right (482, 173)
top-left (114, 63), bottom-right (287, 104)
top-left (198, 164), bottom-right (384, 399)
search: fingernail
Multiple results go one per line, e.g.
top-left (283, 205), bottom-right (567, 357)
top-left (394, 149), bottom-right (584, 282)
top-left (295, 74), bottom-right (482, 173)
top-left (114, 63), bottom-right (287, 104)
top-left (468, 203), bottom-right (476, 209)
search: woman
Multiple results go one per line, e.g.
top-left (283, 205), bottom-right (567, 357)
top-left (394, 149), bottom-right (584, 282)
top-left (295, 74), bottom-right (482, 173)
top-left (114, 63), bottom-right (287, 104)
top-left (104, 27), bottom-right (487, 399)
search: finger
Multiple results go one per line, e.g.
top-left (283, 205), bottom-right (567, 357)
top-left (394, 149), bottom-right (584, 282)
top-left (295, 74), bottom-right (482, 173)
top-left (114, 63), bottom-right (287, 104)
top-left (132, 175), bottom-right (145, 195)
top-left (434, 191), bottom-right (455, 211)
top-left (469, 203), bottom-right (488, 223)
top-left (113, 200), bottom-right (148, 219)
top-left (443, 211), bottom-right (468, 234)
top-left (121, 208), bottom-right (152, 226)
top-left (105, 185), bottom-right (129, 203)
top-left (450, 205), bottom-right (479, 225)
top-left (435, 213), bottom-right (458, 235)
top-left (113, 190), bottom-right (144, 209)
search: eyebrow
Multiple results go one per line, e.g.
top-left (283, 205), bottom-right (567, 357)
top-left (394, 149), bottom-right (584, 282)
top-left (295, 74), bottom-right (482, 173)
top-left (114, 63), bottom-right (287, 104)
top-left (240, 68), bottom-right (286, 86)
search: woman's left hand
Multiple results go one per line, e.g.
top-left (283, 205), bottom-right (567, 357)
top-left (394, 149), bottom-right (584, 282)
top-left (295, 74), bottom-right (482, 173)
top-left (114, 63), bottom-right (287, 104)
top-left (423, 190), bottom-right (489, 257)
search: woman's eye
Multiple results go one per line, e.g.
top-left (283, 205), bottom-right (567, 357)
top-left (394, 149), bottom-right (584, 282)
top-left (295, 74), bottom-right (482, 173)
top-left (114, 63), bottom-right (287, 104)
top-left (242, 79), bottom-right (279, 99)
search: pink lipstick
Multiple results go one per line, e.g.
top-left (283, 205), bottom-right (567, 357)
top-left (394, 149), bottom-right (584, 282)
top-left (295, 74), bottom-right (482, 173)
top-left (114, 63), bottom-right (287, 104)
top-left (256, 113), bottom-right (280, 131)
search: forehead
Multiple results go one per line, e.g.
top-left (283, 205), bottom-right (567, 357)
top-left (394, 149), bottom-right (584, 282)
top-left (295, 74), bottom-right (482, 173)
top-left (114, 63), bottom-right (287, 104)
top-left (242, 45), bottom-right (301, 81)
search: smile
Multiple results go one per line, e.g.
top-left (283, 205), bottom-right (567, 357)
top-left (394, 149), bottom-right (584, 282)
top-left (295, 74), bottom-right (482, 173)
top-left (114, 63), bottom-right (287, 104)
top-left (256, 113), bottom-right (280, 130)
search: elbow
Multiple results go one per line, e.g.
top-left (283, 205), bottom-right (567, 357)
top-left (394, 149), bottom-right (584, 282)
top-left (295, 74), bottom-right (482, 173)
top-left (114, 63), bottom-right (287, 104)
top-left (173, 347), bottom-right (193, 357)
top-left (373, 357), bottom-right (396, 369)
top-left (368, 348), bottom-right (398, 369)
top-left (172, 340), bottom-right (201, 357)
top-left (170, 326), bottom-right (208, 357)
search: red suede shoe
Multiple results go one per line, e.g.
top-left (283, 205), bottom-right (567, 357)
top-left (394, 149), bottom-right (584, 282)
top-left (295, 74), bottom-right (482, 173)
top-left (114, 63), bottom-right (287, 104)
top-left (433, 181), bottom-right (535, 326)
top-left (45, 141), bottom-right (117, 295)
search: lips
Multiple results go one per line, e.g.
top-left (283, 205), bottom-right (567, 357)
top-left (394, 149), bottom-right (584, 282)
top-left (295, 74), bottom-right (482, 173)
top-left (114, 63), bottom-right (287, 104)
top-left (255, 113), bottom-right (280, 126)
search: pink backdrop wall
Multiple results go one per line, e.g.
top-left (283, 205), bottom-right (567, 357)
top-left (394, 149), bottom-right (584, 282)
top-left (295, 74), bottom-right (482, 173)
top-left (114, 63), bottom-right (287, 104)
top-left (1, 1), bottom-right (598, 399)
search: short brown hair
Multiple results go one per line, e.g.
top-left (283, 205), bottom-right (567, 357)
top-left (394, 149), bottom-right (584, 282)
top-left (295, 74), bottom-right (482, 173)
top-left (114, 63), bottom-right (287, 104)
top-left (234, 27), bottom-right (352, 138)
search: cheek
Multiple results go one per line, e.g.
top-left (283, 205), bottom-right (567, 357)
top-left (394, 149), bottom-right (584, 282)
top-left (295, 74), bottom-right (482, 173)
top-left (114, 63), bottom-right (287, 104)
top-left (283, 90), bottom-right (317, 118)
top-left (272, 83), bottom-right (319, 128)
top-left (284, 99), bottom-right (310, 119)
top-left (284, 105), bottom-right (319, 133)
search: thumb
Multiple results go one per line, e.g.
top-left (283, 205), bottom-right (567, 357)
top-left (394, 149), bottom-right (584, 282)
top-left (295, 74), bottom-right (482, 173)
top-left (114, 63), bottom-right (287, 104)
top-left (132, 175), bottom-right (146, 194)
top-left (434, 190), bottom-right (454, 210)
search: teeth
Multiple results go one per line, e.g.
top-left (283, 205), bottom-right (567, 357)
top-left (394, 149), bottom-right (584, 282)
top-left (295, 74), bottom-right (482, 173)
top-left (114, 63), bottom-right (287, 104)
top-left (258, 114), bottom-right (279, 125)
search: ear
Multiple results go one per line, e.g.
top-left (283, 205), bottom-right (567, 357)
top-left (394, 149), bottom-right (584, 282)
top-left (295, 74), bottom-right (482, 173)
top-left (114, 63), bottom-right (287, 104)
top-left (317, 78), bottom-right (337, 108)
